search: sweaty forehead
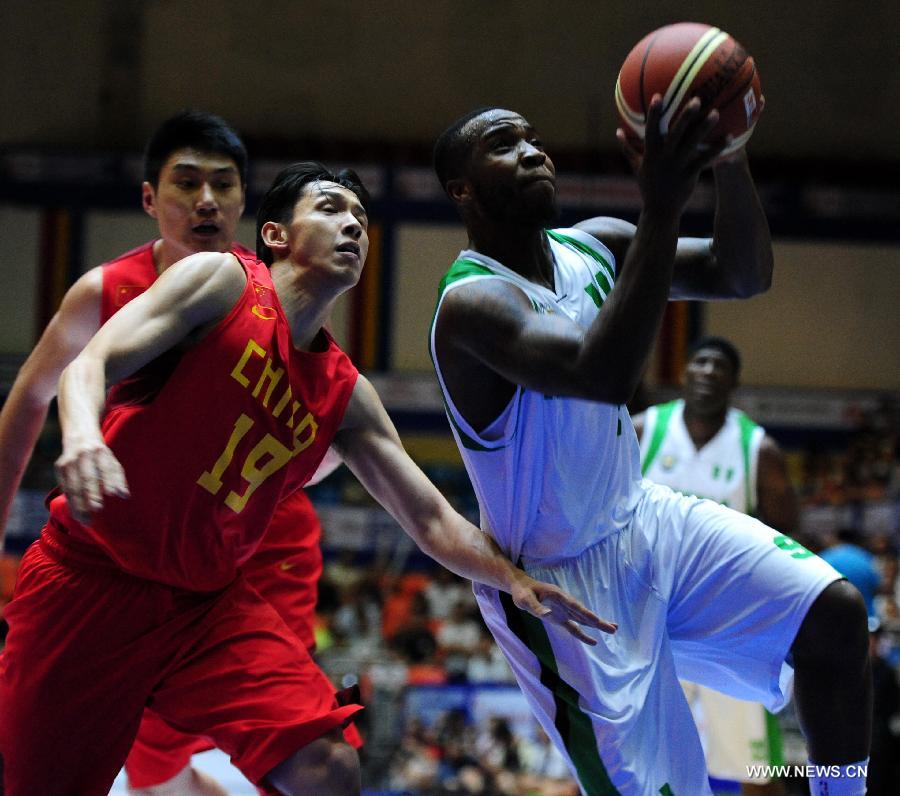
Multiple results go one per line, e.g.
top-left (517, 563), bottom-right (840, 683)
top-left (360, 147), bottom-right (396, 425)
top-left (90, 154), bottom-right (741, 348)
top-left (464, 109), bottom-right (531, 140)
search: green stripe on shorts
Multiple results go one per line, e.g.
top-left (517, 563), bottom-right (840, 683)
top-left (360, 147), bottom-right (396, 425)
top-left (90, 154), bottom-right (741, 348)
top-left (498, 591), bottom-right (619, 795)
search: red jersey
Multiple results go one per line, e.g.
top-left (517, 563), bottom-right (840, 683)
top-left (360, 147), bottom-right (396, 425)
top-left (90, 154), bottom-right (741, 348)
top-left (49, 251), bottom-right (358, 591)
top-left (97, 240), bottom-right (325, 647)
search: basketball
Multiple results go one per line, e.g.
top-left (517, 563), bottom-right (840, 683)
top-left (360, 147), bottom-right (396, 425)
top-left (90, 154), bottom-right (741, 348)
top-left (615, 22), bottom-right (762, 157)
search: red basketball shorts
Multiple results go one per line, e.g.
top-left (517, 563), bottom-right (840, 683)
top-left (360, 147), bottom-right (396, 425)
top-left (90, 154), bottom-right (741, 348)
top-left (0, 526), bottom-right (362, 796)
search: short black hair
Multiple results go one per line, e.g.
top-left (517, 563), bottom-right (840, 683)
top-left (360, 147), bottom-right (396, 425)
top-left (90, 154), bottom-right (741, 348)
top-left (688, 336), bottom-right (742, 375)
top-left (143, 110), bottom-right (248, 187)
top-left (433, 107), bottom-right (500, 194)
top-left (255, 161), bottom-right (370, 266)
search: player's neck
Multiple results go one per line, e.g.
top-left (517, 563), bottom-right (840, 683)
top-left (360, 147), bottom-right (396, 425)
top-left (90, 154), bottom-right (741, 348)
top-left (468, 224), bottom-right (555, 290)
top-left (682, 403), bottom-right (727, 449)
top-left (270, 263), bottom-right (336, 352)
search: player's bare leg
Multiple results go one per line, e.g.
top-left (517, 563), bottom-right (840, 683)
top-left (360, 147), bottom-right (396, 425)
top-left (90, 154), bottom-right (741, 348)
top-left (127, 764), bottom-right (228, 796)
top-left (790, 579), bottom-right (871, 786)
top-left (266, 728), bottom-right (360, 795)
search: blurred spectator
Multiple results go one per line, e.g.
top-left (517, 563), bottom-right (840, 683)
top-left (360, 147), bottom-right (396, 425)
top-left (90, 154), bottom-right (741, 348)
top-left (391, 593), bottom-right (436, 657)
top-left (332, 577), bottom-right (383, 648)
top-left (475, 716), bottom-right (520, 775)
top-left (819, 528), bottom-right (881, 617)
top-left (518, 726), bottom-right (579, 796)
top-left (388, 716), bottom-right (441, 793)
top-left (425, 567), bottom-right (476, 620)
top-left (326, 548), bottom-right (365, 595)
top-left (382, 571), bottom-right (432, 639)
top-left (467, 627), bottom-right (515, 684)
top-left (437, 600), bottom-right (483, 683)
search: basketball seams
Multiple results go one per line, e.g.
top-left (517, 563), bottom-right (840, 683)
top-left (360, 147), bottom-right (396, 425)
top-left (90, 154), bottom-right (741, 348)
top-left (714, 59), bottom-right (757, 111)
top-left (659, 28), bottom-right (729, 132)
top-left (638, 29), bottom-right (665, 119)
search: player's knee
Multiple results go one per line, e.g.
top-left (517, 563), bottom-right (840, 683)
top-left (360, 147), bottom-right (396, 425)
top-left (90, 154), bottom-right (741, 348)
top-left (267, 731), bottom-right (360, 795)
top-left (328, 739), bottom-right (361, 786)
top-left (127, 766), bottom-right (227, 796)
top-left (792, 580), bottom-right (868, 667)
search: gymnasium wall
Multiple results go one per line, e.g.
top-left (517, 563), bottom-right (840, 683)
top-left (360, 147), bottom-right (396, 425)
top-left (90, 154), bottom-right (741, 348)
top-left (0, 205), bottom-right (897, 391)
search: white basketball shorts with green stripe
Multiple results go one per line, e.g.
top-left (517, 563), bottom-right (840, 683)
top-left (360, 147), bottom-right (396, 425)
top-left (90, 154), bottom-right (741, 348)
top-left (473, 480), bottom-right (841, 795)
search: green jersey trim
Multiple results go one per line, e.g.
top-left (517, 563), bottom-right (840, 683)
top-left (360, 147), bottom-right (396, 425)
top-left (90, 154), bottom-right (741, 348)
top-left (436, 257), bottom-right (496, 297)
top-left (545, 229), bottom-right (615, 305)
top-left (736, 411), bottom-right (760, 515)
top-left (499, 590), bottom-right (619, 795)
top-left (640, 400), bottom-right (678, 475)
top-left (764, 708), bottom-right (785, 767)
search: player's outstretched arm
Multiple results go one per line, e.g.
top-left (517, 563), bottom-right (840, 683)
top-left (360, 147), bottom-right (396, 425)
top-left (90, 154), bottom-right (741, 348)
top-left (0, 269), bottom-right (103, 546)
top-left (55, 252), bottom-right (246, 522)
top-left (333, 375), bottom-right (615, 644)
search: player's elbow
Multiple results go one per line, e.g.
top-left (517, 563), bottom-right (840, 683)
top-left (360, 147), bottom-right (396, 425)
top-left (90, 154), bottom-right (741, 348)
top-left (736, 261), bottom-right (773, 298)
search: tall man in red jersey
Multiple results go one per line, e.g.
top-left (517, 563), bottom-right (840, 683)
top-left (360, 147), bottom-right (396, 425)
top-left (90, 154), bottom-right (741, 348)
top-left (0, 111), bottom-right (346, 796)
top-left (0, 162), bottom-right (608, 795)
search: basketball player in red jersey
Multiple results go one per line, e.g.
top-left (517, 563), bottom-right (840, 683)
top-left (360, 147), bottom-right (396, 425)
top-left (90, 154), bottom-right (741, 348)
top-left (0, 111), bottom-right (348, 796)
top-left (0, 162), bottom-right (609, 795)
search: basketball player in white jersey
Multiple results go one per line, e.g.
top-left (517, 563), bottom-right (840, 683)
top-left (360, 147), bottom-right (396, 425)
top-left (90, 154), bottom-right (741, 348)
top-left (428, 98), bottom-right (871, 796)
top-left (634, 337), bottom-right (795, 794)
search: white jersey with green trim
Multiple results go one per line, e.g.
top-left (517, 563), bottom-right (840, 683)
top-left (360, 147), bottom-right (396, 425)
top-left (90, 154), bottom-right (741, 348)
top-left (639, 398), bottom-right (765, 514)
top-left (429, 227), bottom-right (643, 565)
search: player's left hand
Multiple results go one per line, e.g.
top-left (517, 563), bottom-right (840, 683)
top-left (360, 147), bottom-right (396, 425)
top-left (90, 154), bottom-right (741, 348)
top-left (510, 572), bottom-right (616, 645)
top-left (55, 437), bottom-right (130, 524)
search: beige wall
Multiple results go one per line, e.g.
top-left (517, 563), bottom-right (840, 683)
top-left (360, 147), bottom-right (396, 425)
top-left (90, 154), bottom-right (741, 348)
top-left (392, 224), bottom-right (468, 371)
top-left (706, 240), bottom-right (900, 389)
top-left (2, 208), bottom-right (897, 390)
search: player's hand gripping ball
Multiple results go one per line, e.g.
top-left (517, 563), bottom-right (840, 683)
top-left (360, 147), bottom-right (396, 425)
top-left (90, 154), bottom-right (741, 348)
top-left (615, 22), bottom-right (763, 156)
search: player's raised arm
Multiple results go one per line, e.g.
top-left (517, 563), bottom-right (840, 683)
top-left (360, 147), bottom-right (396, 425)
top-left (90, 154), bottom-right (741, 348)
top-left (577, 147), bottom-right (773, 304)
top-left (55, 252), bottom-right (245, 521)
top-left (0, 269), bottom-right (103, 545)
top-left (331, 375), bottom-right (614, 644)
top-left (669, 149), bottom-right (773, 301)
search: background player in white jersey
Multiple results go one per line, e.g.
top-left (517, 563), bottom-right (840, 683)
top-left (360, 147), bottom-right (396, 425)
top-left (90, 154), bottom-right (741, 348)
top-left (429, 99), bottom-right (871, 795)
top-left (634, 336), bottom-right (796, 794)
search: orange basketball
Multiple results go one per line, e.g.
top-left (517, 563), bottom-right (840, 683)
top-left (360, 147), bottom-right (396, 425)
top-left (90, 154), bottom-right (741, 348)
top-left (615, 22), bottom-right (762, 156)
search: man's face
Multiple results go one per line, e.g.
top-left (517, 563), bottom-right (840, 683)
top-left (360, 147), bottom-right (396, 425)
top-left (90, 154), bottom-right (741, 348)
top-left (683, 347), bottom-right (738, 414)
top-left (284, 181), bottom-right (369, 289)
top-left (459, 110), bottom-right (558, 226)
top-left (142, 147), bottom-right (245, 258)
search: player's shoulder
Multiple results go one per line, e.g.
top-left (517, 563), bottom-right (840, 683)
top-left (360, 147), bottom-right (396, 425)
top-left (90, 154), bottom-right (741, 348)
top-left (61, 263), bottom-right (105, 309)
top-left (571, 216), bottom-right (636, 265)
top-left (161, 251), bottom-right (247, 311)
